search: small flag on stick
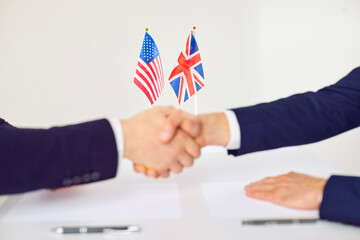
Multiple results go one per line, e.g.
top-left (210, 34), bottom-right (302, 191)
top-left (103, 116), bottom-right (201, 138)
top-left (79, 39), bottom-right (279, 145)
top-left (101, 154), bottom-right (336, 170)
top-left (134, 29), bottom-right (164, 105)
top-left (168, 28), bottom-right (205, 105)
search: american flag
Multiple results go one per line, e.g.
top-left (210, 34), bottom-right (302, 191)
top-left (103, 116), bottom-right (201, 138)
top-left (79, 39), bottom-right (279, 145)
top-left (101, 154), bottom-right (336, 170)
top-left (168, 31), bottom-right (205, 105)
top-left (134, 32), bottom-right (164, 105)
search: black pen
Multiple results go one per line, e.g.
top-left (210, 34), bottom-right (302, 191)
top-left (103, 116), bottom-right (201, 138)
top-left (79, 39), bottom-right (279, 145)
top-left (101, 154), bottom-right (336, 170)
top-left (242, 218), bottom-right (319, 226)
top-left (52, 225), bottom-right (141, 234)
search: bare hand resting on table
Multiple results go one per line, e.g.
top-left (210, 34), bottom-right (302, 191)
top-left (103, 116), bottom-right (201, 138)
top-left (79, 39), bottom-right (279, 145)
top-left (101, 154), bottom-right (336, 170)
top-left (245, 172), bottom-right (327, 209)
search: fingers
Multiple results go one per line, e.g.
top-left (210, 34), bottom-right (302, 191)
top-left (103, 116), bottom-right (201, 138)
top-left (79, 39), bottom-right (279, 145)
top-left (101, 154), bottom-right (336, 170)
top-left (159, 108), bottom-right (183, 143)
top-left (245, 183), bottom-right (284, 205)
top-left (176, 131), bottom-right (200, 167)
top-left (133, 164), bottom-right (147, 174)
top-left (134, 164), bottom-right (170, 179)
top-left (245, 189), bottom-right (272, 201)
top-left (134, 117), bottom-right (201, 179)
top-left (245, 182), bottom-right (276, 192)
top-left (134, 164), bottom-right (158, 178)
top-left (170, 129), bottom-right (200, 170)
top-left (244, 176), bottom-right (280, 193)
top-left (135, 161), bottom-right (187, 177)
top-left (177, 152), bottom-right (194, 167)
top-left (184, 133), bottom-right (201, 159)
top-left (159, 108), bottom-right (201, 143)
top-left (245, 180), bottom-right (275, 201)
top-left (170, 162), bottom-right (183, 174)
top-left (245, 175), bottom-right (284, 202)
top-left (180, 115), bottom-right (201, 140)
top-left (159, 170), bottom-right (170, 178)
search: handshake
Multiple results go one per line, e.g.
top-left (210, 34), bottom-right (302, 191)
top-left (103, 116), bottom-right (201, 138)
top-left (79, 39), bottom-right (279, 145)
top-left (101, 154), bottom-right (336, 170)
top-left (120, 106), bottom-right (231, 178)
top-left (120, 106), bottom-right (329, 211)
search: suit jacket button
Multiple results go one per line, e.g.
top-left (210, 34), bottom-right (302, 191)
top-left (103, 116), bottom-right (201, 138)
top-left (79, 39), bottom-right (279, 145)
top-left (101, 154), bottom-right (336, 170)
top-left (62, 178), bottom-right (72, 186)
top-left (91, 172), bottom-right (100, 181)
top-left (82, 174), bottom-right (91, 183)
top-left (72, 176), bottom-right (81, 184)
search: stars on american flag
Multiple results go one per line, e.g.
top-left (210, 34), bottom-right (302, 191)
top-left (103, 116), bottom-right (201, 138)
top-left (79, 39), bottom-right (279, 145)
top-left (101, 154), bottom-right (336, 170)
top-left (140, 36), bottom-right (159, 63)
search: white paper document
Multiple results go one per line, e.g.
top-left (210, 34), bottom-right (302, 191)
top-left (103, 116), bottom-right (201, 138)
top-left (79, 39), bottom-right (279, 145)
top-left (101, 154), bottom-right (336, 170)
top-left (201, 182), bottom-right (318, 219)
top-left (2, 183), bottom-right (181, 222)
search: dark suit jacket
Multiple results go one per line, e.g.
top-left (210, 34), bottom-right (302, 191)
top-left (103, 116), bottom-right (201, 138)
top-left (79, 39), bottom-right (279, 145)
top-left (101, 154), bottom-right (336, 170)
top-left (228, 67), bottom-right (360, 225)
top-left (0, 119), bottom-right (118, 194)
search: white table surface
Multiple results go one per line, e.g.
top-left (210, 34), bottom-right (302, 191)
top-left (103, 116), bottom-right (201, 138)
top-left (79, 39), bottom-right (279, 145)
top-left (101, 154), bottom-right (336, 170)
top-left (1, 147), bottom-right (359, 240)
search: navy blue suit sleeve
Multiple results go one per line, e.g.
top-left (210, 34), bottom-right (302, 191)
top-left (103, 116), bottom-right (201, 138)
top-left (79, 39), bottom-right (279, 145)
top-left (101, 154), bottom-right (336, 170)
top-left (228, 67), bottom-right (360, 156)
top-left (0, 119), bottom-right (118, 194)
top-left (320, 176), bottom-right (360, 226)
top-left (227, 67), bottom-right (360, 225)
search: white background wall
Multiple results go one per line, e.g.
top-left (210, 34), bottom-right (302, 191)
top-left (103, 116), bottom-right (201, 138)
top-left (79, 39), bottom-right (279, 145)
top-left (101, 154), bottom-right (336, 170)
top-left (0, 0), bottom-right (359, 175)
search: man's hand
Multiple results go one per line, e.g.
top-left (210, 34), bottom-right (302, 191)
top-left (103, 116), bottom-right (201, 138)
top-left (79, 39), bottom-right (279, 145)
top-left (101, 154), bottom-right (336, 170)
top-left (134, 111), bottom-right (232, 178)
top-left (194, 113), bottom-right (231, 147)
top-left (159, 112), bottom-right (231, 147)
top-left (158, 108), bottom-right (202, 144)
top-left (122, 106), bottom-right (201, 178)
top-left (245, 172), bottom-right (328, 210)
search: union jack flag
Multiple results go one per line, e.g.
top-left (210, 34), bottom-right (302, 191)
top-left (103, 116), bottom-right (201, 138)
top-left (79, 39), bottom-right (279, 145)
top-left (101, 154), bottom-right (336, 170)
top-left (168, 31), bottom-right (205, 105)
top-left (134, 32), bottom-right (164, 105)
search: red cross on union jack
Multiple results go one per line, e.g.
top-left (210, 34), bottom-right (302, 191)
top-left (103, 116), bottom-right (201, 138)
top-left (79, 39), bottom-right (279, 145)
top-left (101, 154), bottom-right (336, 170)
top-left (168, 31), bottom-right (205, 105)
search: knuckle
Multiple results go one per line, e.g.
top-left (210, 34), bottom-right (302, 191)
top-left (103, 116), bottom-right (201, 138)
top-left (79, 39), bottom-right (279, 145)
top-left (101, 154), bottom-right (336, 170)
top-left (174, 108), bottom-right (183, 115)
top-left (279, 175), bottom-right (289, 181)
top-left (273, 188), bottom-right (286, 200)
top-left (163, 106), bottom-right (174, 114)
top-left (273, 189), bottom-right (282, 196)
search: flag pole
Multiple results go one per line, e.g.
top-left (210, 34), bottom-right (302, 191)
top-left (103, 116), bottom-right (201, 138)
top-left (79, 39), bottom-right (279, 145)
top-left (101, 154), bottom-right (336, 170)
top-left (194, 90), bottom-right (198, 115)
top-left (145, 28), bottom-right (152, 108)
top-left (192, 26), bottom-right (198, 116)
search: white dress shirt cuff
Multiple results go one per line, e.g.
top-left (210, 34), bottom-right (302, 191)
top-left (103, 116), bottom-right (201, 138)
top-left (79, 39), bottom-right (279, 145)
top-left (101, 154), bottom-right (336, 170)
top-left (224, 110), bottom-right (241, 150)
top-left (107, 118), bottom-right (124, 175)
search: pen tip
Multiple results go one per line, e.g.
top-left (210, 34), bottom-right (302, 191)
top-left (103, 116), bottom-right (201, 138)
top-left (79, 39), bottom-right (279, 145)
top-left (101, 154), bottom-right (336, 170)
top-left (52, 227), bottom-right (64, 234)
top-left (128, 225), bottom-right (141, 232)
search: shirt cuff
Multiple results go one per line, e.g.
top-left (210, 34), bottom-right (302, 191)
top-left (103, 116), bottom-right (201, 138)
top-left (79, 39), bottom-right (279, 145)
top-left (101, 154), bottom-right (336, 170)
top-left (107, 118), bottom-right (124, 175)
top-left (224, 110), bottom-right (241, 150)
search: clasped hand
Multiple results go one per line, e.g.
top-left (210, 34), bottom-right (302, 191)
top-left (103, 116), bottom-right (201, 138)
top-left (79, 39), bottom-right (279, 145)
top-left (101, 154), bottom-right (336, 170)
top-left (122, 106), bottom-right (230, 178)
top-left (121, 106), bottom-right (201, 178)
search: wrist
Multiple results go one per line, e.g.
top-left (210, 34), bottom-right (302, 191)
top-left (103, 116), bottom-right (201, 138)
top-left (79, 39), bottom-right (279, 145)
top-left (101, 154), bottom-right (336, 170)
top-left (197, 113), bottom-right (230, 147)
top-left (315, 178), bottom-right (327, 208)
top-left (120, 119), bottom-right (132, 160)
